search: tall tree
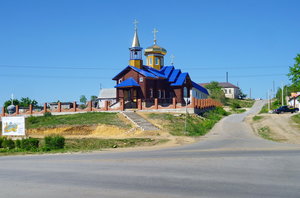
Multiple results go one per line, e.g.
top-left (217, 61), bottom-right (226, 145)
top-left (90, 95), bottom-right (97, 101)
top-left (80, 95), bottom-right (87, 104)
top-left (204, 81), bottom-right (226, 104)
top-left (3, 99), bottom-right (20, 109)
top-left (19, 97), bottom-right (38, 107)
top-left (288, 54), bottom-right (300, 89)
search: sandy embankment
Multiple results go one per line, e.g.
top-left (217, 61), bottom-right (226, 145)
top-left (246, 113), bottom-right (300, 144)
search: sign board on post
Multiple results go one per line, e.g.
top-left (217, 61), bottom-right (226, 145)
top-left (2, 117), bottom-right (25, 136)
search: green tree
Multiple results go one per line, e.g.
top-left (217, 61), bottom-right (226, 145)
top-left (90, 95), bottom-right (97, 101)
top-left (3, 99), bottom-right (20, 109)
top-left (288, 54), bottom-right (300, 89)
top-left (204, 81), bottom-right (226, 104)
top-left (80, 95), bottom-right (87, 104)
top-left (19, 97), bottom-right (38, 107)
top-left (238, 88), bottom-right (247, 99)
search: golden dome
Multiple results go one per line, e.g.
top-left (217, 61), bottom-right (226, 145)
top-left (144, 44), bottom-right (167, 55)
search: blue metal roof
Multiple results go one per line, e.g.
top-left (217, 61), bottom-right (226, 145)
top-left (130, 66), bottom-right (157, 78)
top-left (114, 77), bottom-right (140, 88)
top-left (112, 65), bottom-right (157, 80)
top-left (171, 73), bottom-right (188, 86)
top-left (144, 66), bottom-right (166, 78)
top-left (161, 66), bottom-right (174, 79)
top-left (192, 81), bottom-right (209, 95)
top-left (168, 69), bottom-right (181, 82)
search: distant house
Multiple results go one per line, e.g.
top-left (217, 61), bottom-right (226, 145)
top-left (288, 92), bottom-right (300, 108)
top-left (97, 88), bottom-right (117, 108)
top-left (48, 102), bottom-right (74, 110)
top-left (199, 82), bottom-right (240, 99)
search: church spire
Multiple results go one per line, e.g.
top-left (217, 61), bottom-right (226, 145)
top-left (131, 19), bottom-right (140, 47)
top-left (129, 19), bottom-right (143, 69)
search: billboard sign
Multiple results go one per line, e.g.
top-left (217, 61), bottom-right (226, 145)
top-left (2, 117), bottom-right (26, 136)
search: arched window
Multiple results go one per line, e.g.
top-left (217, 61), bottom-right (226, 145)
top-left (149, 58), bottom-right (153, 65)
top-left (155, 57), bottom-right (159, 65)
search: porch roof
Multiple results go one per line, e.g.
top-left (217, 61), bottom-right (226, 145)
top-left (114, 77), bottom-right (140, 88)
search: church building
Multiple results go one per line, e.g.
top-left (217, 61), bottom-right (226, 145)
top-left (112, 22), bottom-right (208, 109)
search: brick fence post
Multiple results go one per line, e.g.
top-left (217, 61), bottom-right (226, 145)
top-left (138, 99), bottom-right (142, 110)
top-left (2, 107), bottom-right (5, 117)
top-left (104, 101), bottom-right (109, 111)
top-left (154, 98), bottom-right (158, 109)
top-left (73, 101), bottom-right (77, 112)
top-left (58, 102), bottom-right (61, 112)
top-left (29, 104), bottom-right (33, 114)
top-left (87, 101), bottom-right (92, 112)
top-left (172, 97), bottom-right (176, 109)
top-left (120, 98), bottom-right (124, 111)
top-left (16, 105), bottom-right (19, 115)
top-left (44, 103), bottom-right (47, 113)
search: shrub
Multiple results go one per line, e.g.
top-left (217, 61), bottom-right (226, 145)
top-left (27, 116), bottom-right (39, 124)
top-left (230, 102), bottom-right (241, 109)
top-left (0, 137), bottom-right (3, 148)
top-left (44, 112), bottom-right (52, 117)
top-left (15, 139), bottom-right (22, 148)
top-left (2, 138), bottom-right (15, 149)
top-left (21, 138), bottom-right (40, 151)
top-left (45, 135), bottom-right (65, 150)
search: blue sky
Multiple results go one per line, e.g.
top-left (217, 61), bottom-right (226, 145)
top-left (1, 0), bottom-right (300, 106)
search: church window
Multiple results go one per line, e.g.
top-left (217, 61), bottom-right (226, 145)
top-left (158, 90), bottom-right (161, 98)
top-left (119, 79), bottom-right (123, 83)
top-left (155, 57), bottom-right (159, 65)
top-left (150, 88), bottom-right (153, 98)
top-left (139, 77), bottom-right (143, 82)
top-left (149, 58), bottom-right (152, 65)
top-left (162, 90), bottom-right (165, 98)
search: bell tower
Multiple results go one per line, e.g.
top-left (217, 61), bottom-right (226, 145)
top-left (129, 19), bottom-right (143, 69)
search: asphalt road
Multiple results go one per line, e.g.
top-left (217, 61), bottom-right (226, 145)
top-left (1, 100), bottom-right (300, 198)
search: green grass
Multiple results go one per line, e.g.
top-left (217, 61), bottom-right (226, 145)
top-left (292, 114), bottom-right (300, 124)
top-left (257, 126), bottom-right (283, 142)
top-left (147, 107), bottom-right (229, 136)
top-left (231, 109), bottom-right (246, 114)
top-left (259, 100), bottom-right (281, 114)
top-left (0, 138), bottom-right (168, 156)
top-left (253, 115), bottom-right (263, 121)
top-left (226, 98), bottom-right (255, 108)
top-left (24, 112), bottom-right (131, 129)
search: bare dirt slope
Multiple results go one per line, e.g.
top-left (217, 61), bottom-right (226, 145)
top-left (247, 113), bottom-right (300, 144)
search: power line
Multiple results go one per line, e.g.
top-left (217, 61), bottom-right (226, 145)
top-left (0, 64), bottom-right (289, 71)
top-left (0, 73), bottom-right (286, 80)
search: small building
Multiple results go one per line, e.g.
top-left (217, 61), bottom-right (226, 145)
top-left (191, 81), bottom-right (209, 100)
top-left (288, 92), bottom-right (300, 108)
top-left (97, 88), bottom-right (117, 108)
top-left (199, 82), bottom-right (240, 99)
top-left (48, 102), bottom-right (74, 110)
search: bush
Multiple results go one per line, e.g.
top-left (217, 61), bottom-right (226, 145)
top-left (21, 138), bottom-right (40, 151)
top-left (44, 112), bottom-right (52, 117)
top-left (27, 116), bottom-right (39, 124)
top-left (230, 102), bottom-right (241, 109)
top-left (2, 138), bottom-right (15, 149)
top-left (0, 137), bottom-right (3, 148)
top-left (15, 139), bottom-right (22, 148)
top-left (45, 135), bottom-right (65, 150)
